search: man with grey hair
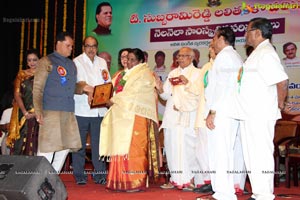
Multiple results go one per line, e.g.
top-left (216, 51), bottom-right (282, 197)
top-left (156, 47), bottom-right (202, 190)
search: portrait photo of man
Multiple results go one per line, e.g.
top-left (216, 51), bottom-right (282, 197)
top-left (282, 42), bottom-right (300, 68)
top-left (93, 2), bottom-right (112, 35)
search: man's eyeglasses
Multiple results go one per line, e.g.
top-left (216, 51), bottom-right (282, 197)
top-left (176, 54), bottom-right (192, 59)
top-left (84, 44), bottom-right (97, 49)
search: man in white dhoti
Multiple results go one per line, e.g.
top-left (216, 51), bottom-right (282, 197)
top-left (204, 27), bottom-right (243, 200)
top-left (157, 47), bottom-right (202, 190)
top-left (232, 17), bottom-right (288, 200)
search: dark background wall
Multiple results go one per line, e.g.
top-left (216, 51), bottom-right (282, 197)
top-left (1, 1), bottom-right (43, 112)
top-left (1, 0), bottom-right (85, 115)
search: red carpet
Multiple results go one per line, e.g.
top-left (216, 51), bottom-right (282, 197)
top-left (60, 174), bottom-right (300, 200)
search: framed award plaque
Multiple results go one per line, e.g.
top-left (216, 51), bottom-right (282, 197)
top-left (90, 82), bottom-right (113, 108)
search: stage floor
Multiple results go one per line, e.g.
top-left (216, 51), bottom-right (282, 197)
top-left (60, 173), bottom-right (300, 200)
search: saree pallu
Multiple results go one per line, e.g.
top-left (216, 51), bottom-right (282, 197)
top-left (106, 115), bottom-right (159, 191)
top-left (12, 116), bottom-right (39, 155)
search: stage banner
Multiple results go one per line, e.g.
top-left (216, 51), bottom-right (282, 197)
top-left (86, 0), bottom-right (300, 115)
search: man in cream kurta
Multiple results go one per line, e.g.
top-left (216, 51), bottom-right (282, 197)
top-left (157, 47), bottom-right (202, 189)
top-left (33, 32), bottom-right (82, 173)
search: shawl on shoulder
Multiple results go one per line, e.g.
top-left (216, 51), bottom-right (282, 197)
top-left (100, 63), bottom-right (158, 156)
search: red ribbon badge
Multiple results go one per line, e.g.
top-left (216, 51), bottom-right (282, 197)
top-left (102, 69), bottom-right (109, 81)
top-left (57, 66), bottom-right (67, 77)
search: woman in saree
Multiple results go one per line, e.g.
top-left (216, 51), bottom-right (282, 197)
top-left (7, 49), bottom-right (40, 155)
top-left (100, 48), bottom-right (160, 192)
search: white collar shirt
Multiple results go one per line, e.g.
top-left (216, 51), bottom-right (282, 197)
top-left (232, 39), bottom-right (288, 120)
top-left (205, 45), bottom-right (243, 117)
top-left (74, 53), bottom-right (111, 117)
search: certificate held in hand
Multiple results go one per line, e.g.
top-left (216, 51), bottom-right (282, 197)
top-left (90, 82), bottom-right (113, 108)
top-left (169, 77), bottom-right (183, 85)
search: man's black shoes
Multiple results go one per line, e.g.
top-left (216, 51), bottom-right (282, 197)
top-left (193, 184), bottom-right (213, 193)
top-left (94, 178), bottom-right (107, 185)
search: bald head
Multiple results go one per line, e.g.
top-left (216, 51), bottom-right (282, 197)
top-left (98, 51), bottom-right (112, 71)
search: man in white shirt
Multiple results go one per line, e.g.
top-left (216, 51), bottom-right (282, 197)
top-left (233, 18), bottom-right (288, 200)
top-left (153, 50), bottom-right (168, 121)
top-left (205, 27), bottom-right (243, 200)
top-left (73, 36), bottom-right (111, 185)
top-left (153, 50), bottom-right (168, 82)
